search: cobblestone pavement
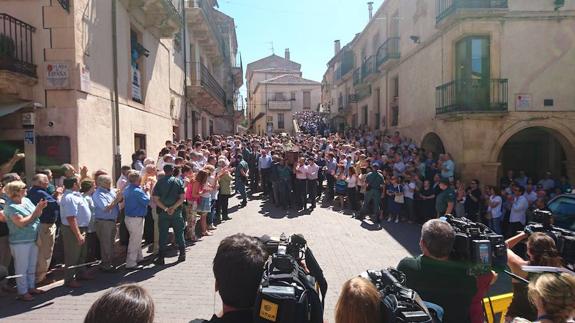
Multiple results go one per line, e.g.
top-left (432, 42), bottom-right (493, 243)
top-left (0, 194), bottom-right (423, 323)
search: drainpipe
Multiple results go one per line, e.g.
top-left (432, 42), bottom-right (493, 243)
top-left (182, 0), bottom-right (189, 138)
top-left (111, 0), bottom-right (121, 179)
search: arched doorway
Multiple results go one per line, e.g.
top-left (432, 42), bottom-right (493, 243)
top-left (498, 127), bottom-right (571, 181)
top-left (421, 132), bottom-right (446, 159)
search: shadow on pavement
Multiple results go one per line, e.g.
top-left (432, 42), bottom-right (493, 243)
top-left (0, 261), bottom-right (178, 319)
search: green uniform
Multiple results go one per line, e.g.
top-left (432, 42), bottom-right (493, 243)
top-left (435, 187), bottom-right (455, 216)
top-left (153, 175), bottom-right (186, 252)
top-left (361, 171), bottom-right (384, 218)
top-left (398, 255), bottom-right (476, 323)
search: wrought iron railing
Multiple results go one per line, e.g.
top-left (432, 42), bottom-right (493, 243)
top-left (376, 37), bottom-right (400, 67)
top-left (435, 78), bottom-right (508, 114)
top-left (0, 13), bottom-right (36, 77)
top-left (361, 56), bottom-right (376, 81)
top-left (436, 0), bottom-right (508, 23)
top-left (191, 61), bottom-right (226, 105)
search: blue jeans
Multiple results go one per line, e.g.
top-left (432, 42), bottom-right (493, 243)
top-left (9, 242), bottom-right (38, 295)
top-left (490, 216), bottom-right (503, 235)
top-left (208, 199), bottom-right (217, 225)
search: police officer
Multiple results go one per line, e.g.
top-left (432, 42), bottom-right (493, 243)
top-left (152, 164), bottom-right (186, 265)
top-left (360, 165), bottom-right (384, 224)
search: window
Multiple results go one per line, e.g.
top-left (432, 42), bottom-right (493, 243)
top-left (303, 91), bottom-right (311, 109)
top-left (134, 133), bottom-right (146, 152)
top-left (456, 36), bottom-right (490, 109)
top-left (363, 105), bottom-right (368, 125)
top-left (278, 113), bottom-right (285, 129)
top-left (273, 92), bottom-right (286, 101)
top-left (130, 28), bottom-right (146, 103)
top-left (290, 91), bottom-right (296, 100)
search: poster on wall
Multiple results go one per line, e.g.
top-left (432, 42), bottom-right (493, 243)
top-left (45, 62), bottom-right (70, 89)
top-left (515, 94), bottom-right (532, 110)
top-left (79, 65), bottom-right (91, 93)
top-left (132, 67), bottom-right (142, 102)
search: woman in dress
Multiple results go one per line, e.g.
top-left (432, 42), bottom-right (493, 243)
top-left (386, 176), bottom-right (403, 223)
top-left (3, 180), bottom-right (47, 301)
top-left (334, 164), bottom-right (348, 210)
top-left (196, 170), bottom-right (214, 236)
top-left (346, 167), bottom-right (359, 212)
top-left (418, 180), bottom-right (436, 223)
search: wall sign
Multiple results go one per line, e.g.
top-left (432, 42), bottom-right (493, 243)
top-left (80, 65), bottom-right (91, 93)
top-left (515, 94), bottom-right (532, 110)
top-left (24, 130), bottom-right (35, 145)
top-left (132, 67), bottom-right (142, 102)
top-left (45, 62), bottom-right (70, 89)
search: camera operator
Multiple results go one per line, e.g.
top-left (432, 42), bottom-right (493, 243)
top-left (335, 277), bottom-right (381, 323)
top-left (397, 219), bottom-right (477, 323)
top-left (201, 233), bottom-right (268, 323)
top-left (505, 231), bottom-right (564, 322)
top-left (512, 273), bottom-right (575, 323)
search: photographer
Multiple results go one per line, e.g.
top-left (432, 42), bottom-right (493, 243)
top-left (397, 219), bottom-right (477, 323)
top-left (202, 233), bottom-right (268, 323)
top-left (335, 277), bottom-right (381, 323)
top-left (505, 231), bottom-right (564, 322)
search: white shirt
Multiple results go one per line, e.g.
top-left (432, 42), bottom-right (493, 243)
top-left (295, 165), bottom-right (308, 180)
top-left (347, 175), bottom-right (357, 188)
top-left (306, 164), bottom-right (319, 180)
top-left (488, 195), bottom-right (503, 219)
top-left (403, 182), bottom-right (416, 199)
top-left (510, 195), bottom-right (528, 224)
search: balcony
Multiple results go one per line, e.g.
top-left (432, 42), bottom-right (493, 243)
top-left (436, 0), bottom-right (508, 24)
top-left (435, 79), bottom-right (508, 115)
top-left (353, 68), bottom-right (361, 86)
top-left (268, 100), bottom-right (292, 111)
top-left (376, 37), bottom-right (400, 67)
top-left (120, 0), bottom-right (182, 38)
top-left (361, 56), bottom-right (376, 81)
top-left (0, 14), bottom-right (36, 78)
top-left (232, 55), bottom-right (243, 88)
top-left (188, 61), bottom-right (227, 115)
top-left (186, 0), bottom-right (225, 61)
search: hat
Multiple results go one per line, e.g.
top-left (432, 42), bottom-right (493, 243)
top-left (439, 177), bottom-right (450, 185)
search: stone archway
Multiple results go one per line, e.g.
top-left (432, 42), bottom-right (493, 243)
top-left (489, 122), bottom-right (575, 183)
top-left (421, 132), bottom-right (446, 159)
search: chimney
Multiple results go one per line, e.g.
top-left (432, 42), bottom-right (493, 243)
top-left (285, 48), bottom-right (290, 61)
top-left (368, 2), bottom-right (374, 20)
top-left (334, 40), bottom-right (341, 54)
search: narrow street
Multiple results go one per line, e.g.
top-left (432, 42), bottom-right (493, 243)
top-left (0, 194), bottom-right (421, 322)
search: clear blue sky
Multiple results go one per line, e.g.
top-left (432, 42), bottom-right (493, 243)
top-left (217, 0), bottom-right (385, 98)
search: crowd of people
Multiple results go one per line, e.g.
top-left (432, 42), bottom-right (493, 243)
top-left (294, 111), bottom-right (329, 136)
top-left (0, 123), bottom-right (574, 322)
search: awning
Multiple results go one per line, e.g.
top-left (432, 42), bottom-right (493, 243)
top-left (0, 101), bottom-right (43, 118)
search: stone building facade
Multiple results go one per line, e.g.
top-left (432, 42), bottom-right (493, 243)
top-left (0, 0), bottom-right (241, 180)
top-left (247, 50), bottom-right (321, 135)
top-left (322, 0), bottom-right (575, 185)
